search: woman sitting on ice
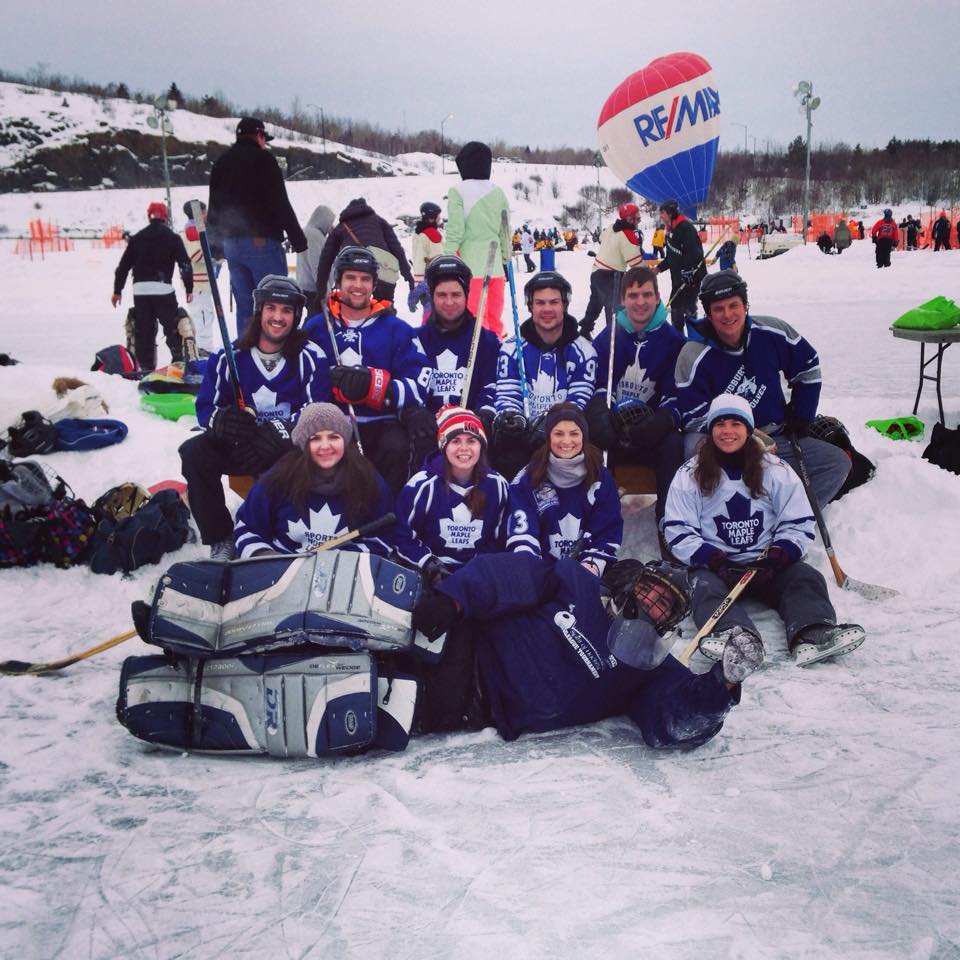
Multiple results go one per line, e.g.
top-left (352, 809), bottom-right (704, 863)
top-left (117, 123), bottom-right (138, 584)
top-left (396, 405), bottom-right (509, 584)
top-left (662, 393), bottom-right (866, 667)
top-left (233, 402), bottom-right (416, 560)
top-left (505, 402), bottom-right (623, 577)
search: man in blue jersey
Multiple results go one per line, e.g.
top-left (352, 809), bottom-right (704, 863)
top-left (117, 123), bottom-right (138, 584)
top-left (672, 270), bottom-right (850, 505)
top-left (179, 275), bottom-right (331, 561)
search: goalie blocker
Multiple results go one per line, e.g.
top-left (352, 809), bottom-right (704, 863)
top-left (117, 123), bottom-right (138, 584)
top-left (117, 650), bottom-right (418, 757)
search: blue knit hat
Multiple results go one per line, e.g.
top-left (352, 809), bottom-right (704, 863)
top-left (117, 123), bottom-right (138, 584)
top-left (706, 394), bottom-right (754, 432)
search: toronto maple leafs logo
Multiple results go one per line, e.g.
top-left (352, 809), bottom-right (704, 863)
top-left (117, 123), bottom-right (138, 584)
top-left (250, 385), bottom-right (290, 421)
top-left (286, 502), bottom-right (347, 549)
top-left (549, 512), bottom-right (582, 559)
top-left (430, 348), bottom-right (465, 405)
top-left (617, 353), bottom-right (654, 403)
top-left (438, 502), bottom-right (483, 551)
top-left (713, 492), bottom-right (764, 549)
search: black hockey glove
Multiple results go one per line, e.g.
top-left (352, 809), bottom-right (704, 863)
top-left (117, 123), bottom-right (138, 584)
top-left (624, 408), bottom-right (675, 449)
top-left (585, 395), bottom-right (617, 450)
top-left (401, 406), bottom-right (438, 444)
top-left (477, 407), bottom-right (496, 440)
top-left (707, 551), bottom-right (744, 589)
top-left (680, 268), bottom-right (696, 286)
top-left (526, 413), bottom-right (548, 451)
top-left (331, 364), bottom-right (392, 409)
top-left (209, 405), bottom-right (257, 447)
top-left (412, 588), bottom-right (460, 641)
top-left (492, 410), bottom-right (528, 446)
top-left (244, 419), bottom-right (294, 472)
top-left (784, 403), bottom-right (811, 439)
top-left (747, 545), bottom-right (792, 589)
top-left (423, 556), bottom-right (450, 586)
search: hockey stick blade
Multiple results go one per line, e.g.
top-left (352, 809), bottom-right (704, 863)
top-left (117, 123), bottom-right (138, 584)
top-left (0, 629), bottom-right (137, 676)
top-left (840, 576), bottom-right (898, 602)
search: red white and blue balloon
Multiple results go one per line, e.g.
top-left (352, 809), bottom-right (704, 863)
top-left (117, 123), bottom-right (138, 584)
top-left (598, 52), bottom-right (720, 217)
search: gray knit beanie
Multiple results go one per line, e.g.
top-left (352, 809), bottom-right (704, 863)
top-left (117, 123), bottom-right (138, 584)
top-left (291, 403), bottom-right (354, 449)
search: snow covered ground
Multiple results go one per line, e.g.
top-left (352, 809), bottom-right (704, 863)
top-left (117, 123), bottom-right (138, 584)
top-left (1, 173), bottom-right (959, 960)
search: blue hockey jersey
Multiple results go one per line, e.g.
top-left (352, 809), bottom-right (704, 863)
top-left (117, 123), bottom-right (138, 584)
top-left (195, 342), bottom-right (331, 428)
top-left (506, 466), bottom-right (623, 574)
top-left (495, 315), bottom-right (597, 418)
top-left (437, 553), bottom-right (738, 745)
top-left (304, 299), bottom-right (431, 423)
top-left (593, 304), bottom-right (685, 419)
top-left (396, 452), bottom-right (509, 569)
top-left (414, 312), bottom-right (499, 413)
top-left (233, 471), bottom-right (420, 562)
top-left (662, 453), bottom-right (816, 566)
top-left (671, 314), bottom-right (822, 434)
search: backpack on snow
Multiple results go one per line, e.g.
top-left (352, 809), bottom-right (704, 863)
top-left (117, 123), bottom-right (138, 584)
top-left (922, 422), bottom-right (960, 476)
top-left (91, 344), bottom-right (141, 379)
top-left (88, 488), bottom-right (192, 575)
top-left (53, 418), bottom-right (128, 452)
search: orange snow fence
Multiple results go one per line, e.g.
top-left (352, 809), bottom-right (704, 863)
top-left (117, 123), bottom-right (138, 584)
top-left (97, 226), bottom-right (125, 249)
top-left (14, 220), bottom-right (74, 260)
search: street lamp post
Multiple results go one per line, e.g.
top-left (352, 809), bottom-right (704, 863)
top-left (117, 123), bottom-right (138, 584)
top-left (732, 121), bottom-right (748, 152)
top-left (594, 152), bottom-right (603, 235)
top-left (146, 95), bottom-right (176, 227)
top-left (440, 113), bottom-right (453, 174)
top-left (307, 103), bottom-right (326, 154)
top-left (793, 81), bottom-right (821, 244)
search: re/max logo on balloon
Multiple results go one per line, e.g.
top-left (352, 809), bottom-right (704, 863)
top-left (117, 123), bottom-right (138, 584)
top-left (632, 86), bottom-right (720, 147)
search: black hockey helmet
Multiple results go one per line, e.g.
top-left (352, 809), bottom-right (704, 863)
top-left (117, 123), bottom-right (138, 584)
top-left (699, 269), bottom-right (749, 312)
top-left (524, 270), bottom-right (572, 310)
top-left (332, 245), bottom-right (379, 288)
top-left (253, 274), bottom-right (307, 326)
top-left (419, 201), bottom-right (442, 219)
top-left (425, 255), bottom-right (472, 295)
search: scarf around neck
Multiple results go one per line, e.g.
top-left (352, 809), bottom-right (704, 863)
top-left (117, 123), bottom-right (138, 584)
top-left (547, 452), bottom-right (586, 489)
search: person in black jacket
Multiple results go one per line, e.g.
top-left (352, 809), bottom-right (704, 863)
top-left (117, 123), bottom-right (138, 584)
top-left (315, 197), bottom-right (415, 304)
top-left (932, 212), bottom-right (952, 251)
top-left (656, 198), bottom-right (705, 333)
top-left (207, 117), bottom-right (307, 336)
top-left (111, 202), bottom-right (193, 371)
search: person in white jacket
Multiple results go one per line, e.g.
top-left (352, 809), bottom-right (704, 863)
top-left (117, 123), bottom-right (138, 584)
top-left (296, 204), bottom-right (334, 318)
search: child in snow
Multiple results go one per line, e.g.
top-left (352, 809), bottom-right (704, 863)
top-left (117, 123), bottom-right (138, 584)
top-left (662, 393), bottom-right (866, 667)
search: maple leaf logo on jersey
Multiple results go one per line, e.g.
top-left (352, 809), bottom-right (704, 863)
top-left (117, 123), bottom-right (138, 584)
top-left (250, 384), bottom-right (291, 421)
top-left (431, 348), bottom-right (465, 404)
top-left (438, 502), bottom-right (484, 551)
top-left (339, 345), bottom-right (363, 367)
top-left (713, 492), bottom-right (764, 549)
top-left (616, 351), bottom-right (655, 404)
top-left (549, 512), bottom-right (582, 559)
top-left (286, 502), bottom-right (347, 549)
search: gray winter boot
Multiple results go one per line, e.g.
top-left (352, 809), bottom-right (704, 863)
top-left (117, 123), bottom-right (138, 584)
top-left (793, 623), bottom-right (866, 667)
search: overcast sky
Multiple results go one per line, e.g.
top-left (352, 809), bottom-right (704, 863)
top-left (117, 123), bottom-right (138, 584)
top-left (3, 0), bottom-right (957, 153)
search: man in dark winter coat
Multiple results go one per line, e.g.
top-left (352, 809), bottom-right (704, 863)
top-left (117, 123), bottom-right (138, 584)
top-left (315, 198), bottom-right (415, 304)
top-left (656, 198), bottom-right (706, 332)
top-left (905, 217), bottom-right (920, 251)
top-left (932, 212), bottom-right (952, 251)
top-left (411, 552), bottom-right (746, 746)
top-left (207, 117), bottom-right (307, 336)
top-left (112, 202), bottom-right (193, 371)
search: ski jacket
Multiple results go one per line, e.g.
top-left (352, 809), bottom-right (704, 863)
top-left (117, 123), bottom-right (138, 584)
top-left (657, 215), bottom-right (706, 309)
top-left (443, 182), bottom-right (511, 276)
top-left (872, 218), bottom-right (900, 243)
top-left (663, 452), bottom-right (816, 566)
top-left (114, 220), bottom-right (193, 297)
top-left (717, 240), bottom-right (738, 269)
top-left (520, 231), bottom-right (535, 254)
top-left (304, 297), bottom-right (431, 423)
top-left (414, 311), bottom-right (499, 412)
top-left (506, 464), bottom-right (623, 574)
top-left (296, 205), bottom-right (335, 295)
top-left (315, 198), bottom-right (414, 293)
top-left (592, 219), bottom-right (644, 273)
top-left (411, 224), bottom-right (443, 280)
top-left (651, 227), bottom-right (666, 250)
top-left (671, 314), bottom-right (822, 433)
top-left (207, 138), bottom-right (307, 251)
top-left (396, 452), bottom-right (509, 569)
top-left (437, 552), bottom-right (738, 744)
top-left (495, 316), bottom-right (597, 417)
top-left (195, 341), bottom-right (331, 428)
top-left (593, 304), bottom-right (684, 416)
top-left (931, 217), bottom-right (951, 242)
top-left (233, 471), bottom-right (415, 560)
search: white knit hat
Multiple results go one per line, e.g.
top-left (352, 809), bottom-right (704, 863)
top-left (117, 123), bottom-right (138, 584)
top-left (706, 394), bottom-right (754, 432)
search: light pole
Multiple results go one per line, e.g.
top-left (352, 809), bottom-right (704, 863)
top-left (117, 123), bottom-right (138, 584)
top-left (146, 95), bottom-right (176, 227)
top-left (440, 113), bottom-right (453, 174)
top-left (594, 152), bottom-right (603, 235)
top-left (731, 121), bottom-right (748, 153)
top-left (793, 81), bottom-right (821, 244)
top-left (307, 102), bottom-right (326, 154)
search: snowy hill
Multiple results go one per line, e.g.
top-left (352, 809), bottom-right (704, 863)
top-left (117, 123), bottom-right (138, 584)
top-left (1, 167), bottom-right (960, 958)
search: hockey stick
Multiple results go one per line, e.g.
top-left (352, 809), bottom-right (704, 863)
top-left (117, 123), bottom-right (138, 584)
top-left (504, 226), bottom-right (530, 418)
top-left (187, 199), bottom-right (246, 409)
top-left (460, 239), bottom-right (499, 406)
top-left (602, 291), bottom-right (618, 467)
top-left (676, 568), bottom-right (757, 667)
top-left (665, 229), bottom-right (732, 309)
top-left (322, 303), bottom-right (364, 455)
top-left (787, 436), bottom-right (898, 601)
top-left (0, 514), bottom-right (400, 677)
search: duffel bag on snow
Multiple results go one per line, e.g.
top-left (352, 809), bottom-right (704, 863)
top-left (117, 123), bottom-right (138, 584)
top-left (140, 550), bottom-right (446, 659)
top-left (0, 496), bottom-right (96, 568)
top-left (116, 651), bottom-right (418, 756)
top-left (54, 418), bottom-right (128, 452)
top-left (88, 488), bottom-right (192, 575)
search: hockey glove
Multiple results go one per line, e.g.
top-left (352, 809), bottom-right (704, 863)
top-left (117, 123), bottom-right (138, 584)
top-left (331, 365), bottom-right (392, 409)
top-left (624, 408), bottom-right (675, 449)
top-left (784, 402), bottom-right (811, 439)
top-left (526, 413), bottom-right (548, 452)
top-left (680, 268), bottom-right (696, 286)
top-left (412, 588), bottom-right (460, 641)
top-left (477, 407), bottom-right (496, 440)
top-left (707, 551), bottom-right (744, 589)
top-left (492, 410), bottom-right (528, 445)
top-left (423, 556), bottom-right (450, 586)
top-left (747, 545), bottom-right (792, 589)
top-left (407, 281), bottom-right (430, 313)
top-left (209, 405), bottom-right (258, 447)
top-left (244, 419), bottom-right (294, 472)
top-left (401, 406), bottom-right (438, 443)
top-left (611, 400), bottom-right (651, 447)
top-left (585, 395), bottom-right (617, 450)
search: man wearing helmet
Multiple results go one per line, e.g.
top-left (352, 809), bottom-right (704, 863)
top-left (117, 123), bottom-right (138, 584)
top-left (180, 275), bottom-right (331, 561)
top-left (407, 551), bottom-right (750, 741)
top-left (304, 246), bottom-right (432, 492)
top-left (491, 270), bottom-right (597, 479)
top-left (656, 198), bottom-right (706, 333)
top-left (111, 202), bottom-right (194, 371)
top-left (871, 209), bottom-right (899, 267)
top-left (579, 201), bottom-right (645, 340)
top-left (672, 270), bottom-right (850, 505)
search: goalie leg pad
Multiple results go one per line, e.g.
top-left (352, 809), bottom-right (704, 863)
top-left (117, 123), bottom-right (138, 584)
top-left (147, 550), bottom-right (423, 657)
top-left (117, 650), bottom-right (417, 757)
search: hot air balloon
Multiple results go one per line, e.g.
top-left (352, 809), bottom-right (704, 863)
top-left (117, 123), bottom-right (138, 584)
top-left (598, 52), bottom-right (720, 218)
